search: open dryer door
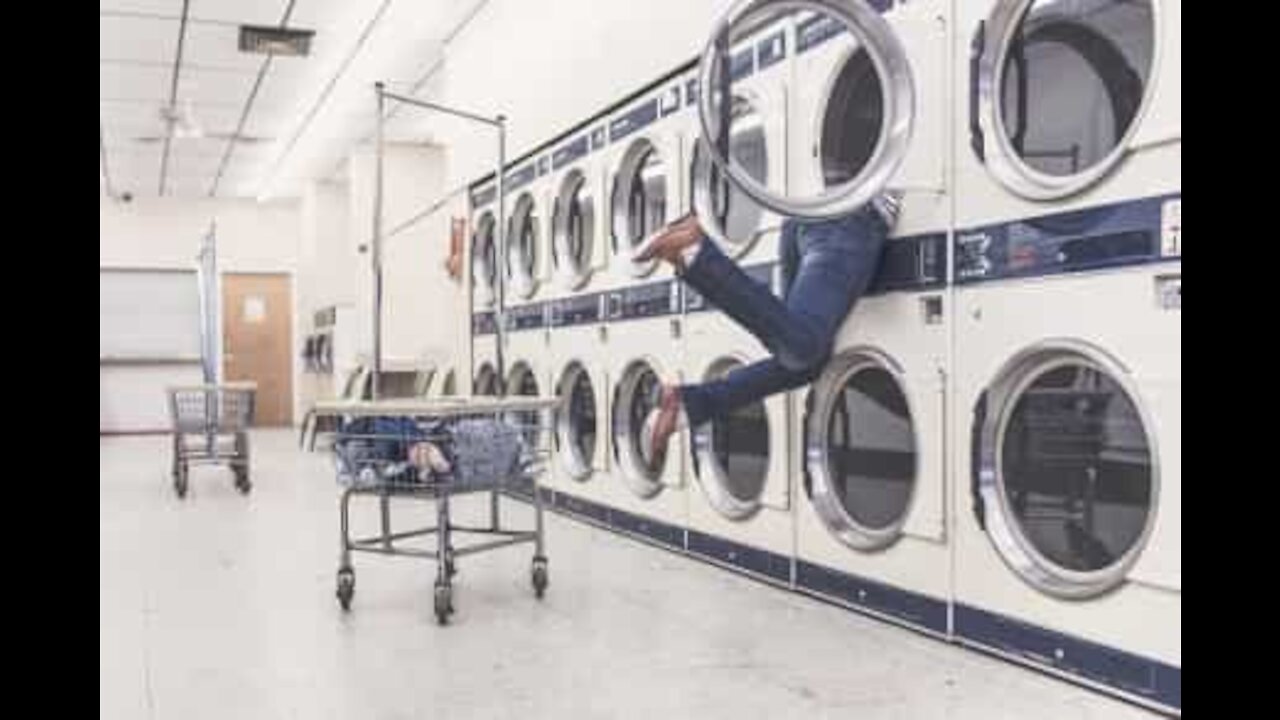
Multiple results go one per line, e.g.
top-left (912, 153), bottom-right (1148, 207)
top-left (694, 0), bottom-right (915, 220)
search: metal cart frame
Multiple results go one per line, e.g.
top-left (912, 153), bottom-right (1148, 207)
top-left (168, 382), bottom-right (257, 498)
top-left (315, 396), bottom-right (558, 624)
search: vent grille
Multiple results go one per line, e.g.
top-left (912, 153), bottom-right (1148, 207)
top-left (238, 25), bottom-right (314, 56)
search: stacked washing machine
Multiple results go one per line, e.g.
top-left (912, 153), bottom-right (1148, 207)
top-left (768, 0), bottom-right (956, 638)
top-left (469, 178), bottom-right (500, 395)
top-left (462, 0), bottom-right (1180, 710)
top-left (597, 72), bottom-right (690, 550)
top-left (544, 121), bottom-right (616, 524)
top-left (679, 18), bottom-right (797, 585)
top-left (950, 0), bottom-right (1180, 711)
top-left (500, 152), bottom-right (555, 501)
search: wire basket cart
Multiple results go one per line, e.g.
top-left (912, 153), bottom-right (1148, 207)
top-left (314, 395), bottom-right (558, 625)
top-left (167, 382), bottom-right (257, 498)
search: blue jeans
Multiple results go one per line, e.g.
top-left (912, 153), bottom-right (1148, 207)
top-left (679, 208), bottom-right (888, 428)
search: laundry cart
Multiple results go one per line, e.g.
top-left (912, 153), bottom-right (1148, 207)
top-left (167, 382), bottom-right (257, 498)
top-left (313, 395), bottom-right (558, 625)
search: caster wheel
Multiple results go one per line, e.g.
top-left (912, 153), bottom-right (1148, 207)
top-left (234, 468), bottom-right (252, 495)
top-left (336, 567), bottom-right (355, 611)
top-left (174, 465), bottom-right (189, 499)
top-left (531, 556), bottom-right (549, 599)
top-left (434, 582), bottom-right (452, 625)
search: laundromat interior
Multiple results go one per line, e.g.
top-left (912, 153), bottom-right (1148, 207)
top-left (99, 0), bottom-right (1181, 717)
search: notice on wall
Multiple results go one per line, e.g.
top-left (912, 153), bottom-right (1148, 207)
top-left (243, 296), bottom-right (266, 323)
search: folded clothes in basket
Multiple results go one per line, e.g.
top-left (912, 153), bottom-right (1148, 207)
top-left (334, 416), bottom-right (526, 488)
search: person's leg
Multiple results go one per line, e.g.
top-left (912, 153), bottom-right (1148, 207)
top-left (680, 356), bottom-right (819, 428)
top-left (679, 209), bottom-right (887, 374)
top-left (648, 207), bottom-right (889, 456)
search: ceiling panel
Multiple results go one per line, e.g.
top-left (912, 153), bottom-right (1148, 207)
top-left (175, 69), bottom-right (256, 113)
top-left (100, 63), bottom-right (170, 102)
top-left (101, 1), bottom-right (185, 17)
top-left (182, 21), bottom-right (262, 73)
top-left (100, 14), bottom-right (177, 63)
top-left (189, 0), bottom-right (289, 27)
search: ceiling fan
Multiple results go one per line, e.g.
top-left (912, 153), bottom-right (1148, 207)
top-left (131, 100), bottom-right (271, 145)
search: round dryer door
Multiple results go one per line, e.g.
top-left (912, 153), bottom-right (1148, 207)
top-left (696, 0), bottom-right (914, 219)
top-left (506, 193), bottom-right (541, 299)
top-left (611, 359), bottom-right (669, 498)
top-left (472, 211), bottom-right (497, 295)
top-left (692, 358), bottom-right (771, 520)
top-left (506, 362), bottom-right (542, 447)
top-left (473, 362), bottom-right (500, 396)
top-left (689, 95), bottom-right (773, 258)
top-left (806, 351), bottom-right (917, 551)
top-left (552, 169), bottom-right (597, 288)
top-left (974, 342), bottom-right (1157, 598)
top-left (973, 0), bottom-right (1157, 199)
top-left (555, 361), bottom-right (599, 481)
top-left (611, 138), bottom-right (669, 277)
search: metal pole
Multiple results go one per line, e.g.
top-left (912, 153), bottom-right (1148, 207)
top-left (493, 115), bottom-right (508, 397)
top-left (371, 82), bottom-right (386, 401)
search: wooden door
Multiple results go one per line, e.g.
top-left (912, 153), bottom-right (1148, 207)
top-left (222, 273), bottom-right (293, 426)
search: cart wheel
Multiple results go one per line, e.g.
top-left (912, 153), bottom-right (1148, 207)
top-left (174, 464), bottom-right (189, 499)
top-left (531, 556), bottom-right (549, 599)
top-left (336, 567), bottom-right (355, 611)
top-left (234, 467), bottom-right (252, 495)
top-left (433, 581), bottom-right (452, 625)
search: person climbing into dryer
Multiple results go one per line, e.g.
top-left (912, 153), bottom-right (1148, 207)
top-left (634, 190), bottom-right (902, 463)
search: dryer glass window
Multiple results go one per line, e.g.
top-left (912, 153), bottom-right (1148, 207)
top-left (707, 358), bottom-right (769, 504)
top-left (507, 363), bottom-right (540, 446)
top-left (554, 170), bottom-right (596, 275)
top-left (615, 361), bottom-right (664, 484)
top-left (508, 194), bottom-right (539, 286)
top-left (472, 212), bottom-right (496, 290)
top-left (440, 370), bottom-right (456, 397)
top-left (613, 140), bottom-right (668, 248)
top-left (826, 366), bottom-right (915, 531)
top-left (474, 364), bottom-right (499, 396)
top-left (999, 362), bottom-right (1152, 573)
top-left (821, 48), bottom-right (884, 189)
top-left (692, 96), bottom-right (770, 249)
top-left (560, 363), bottom-right (597, 471)
top-left (999, 0), bottom-right (1154, 177)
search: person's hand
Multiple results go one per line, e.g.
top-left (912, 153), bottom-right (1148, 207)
top-left (634, 214), bottom-right (703, 265)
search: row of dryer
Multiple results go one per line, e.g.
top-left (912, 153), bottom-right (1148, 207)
top-left (466, 0), bottom-right (1179, 713)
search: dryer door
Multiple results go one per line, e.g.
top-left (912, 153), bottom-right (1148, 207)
top-left (973, 341), bottom-right (1160, 598)
top-left (971, 0), bottom-right (1159, 199)
top-left (695, 0), bottom-right (914, 219)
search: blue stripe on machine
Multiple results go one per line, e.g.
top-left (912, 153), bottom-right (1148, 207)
top-left (687, 530), bottom-right (790, 582)
top-left (609, 99), bottom-right (660, 143)
top-left (796, 560), bottom-right (948, 634)
top-left (955, 604), bottom-right (1181, 712)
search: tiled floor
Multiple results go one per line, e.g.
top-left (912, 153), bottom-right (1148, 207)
top-left (101, 431), bottom-right (1158, 719)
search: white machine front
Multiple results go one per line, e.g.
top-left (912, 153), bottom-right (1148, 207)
top-left (683, 315), bottom-right (794, 583)
top-left (603, 277), bottom-right (687, 547)
top-left (605, 79), bottom-right (686, 288)
top-left (504, 156), bottom-right (552, 303)
top-left (548, 126), bottom-right (611, 299)
top-left (470, 183), bottom-right (498, 310)
top-left (952, 266), bottom-right (1180, 713)
top-left (548, 318), bottom-right (614, 522)
top-left (957, 0), bottom-right (1181, 225)
top-left (787, 0), bottom-right (946, 230)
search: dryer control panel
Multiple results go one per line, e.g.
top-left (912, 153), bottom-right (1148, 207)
top-left (606, 280), bottom-right (680, 321)
top-left (955, 194), bottom-right (1180, 284)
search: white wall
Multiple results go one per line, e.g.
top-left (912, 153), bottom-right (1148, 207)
top-left (100, 196), bottom-right (304, 430)
top-left (436, 0), bottom-right (718, 187)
